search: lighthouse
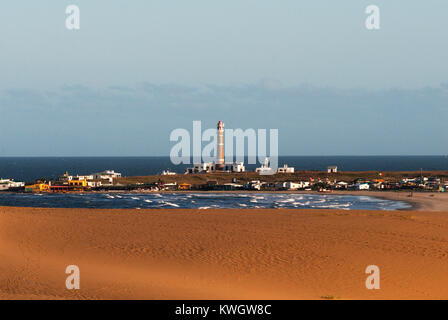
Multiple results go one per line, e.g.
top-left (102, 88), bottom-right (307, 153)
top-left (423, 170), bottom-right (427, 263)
top-left (185, 120), bottom-right (246, 174)
top-left (216, 121), bottom-right (225, 169)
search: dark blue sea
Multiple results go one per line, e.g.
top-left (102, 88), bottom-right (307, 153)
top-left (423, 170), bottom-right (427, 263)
top-left (0, 156), bottom-right (446, 183)
top-left (0, 193), bottom-right (411, 210)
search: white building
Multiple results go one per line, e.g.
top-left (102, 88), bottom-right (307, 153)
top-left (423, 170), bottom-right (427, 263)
top-left (222, 183), bottom-right (244, 190)
top-left (60, 171), bottom-right (96, 182)
top-left (86, 180), bottom-right (102, 188)
top-left (327, 166), bottom-right (338, 173)
top-left (79, 175), bottom-right (94, 180)
top-left (335, 181), bottom-right (348, 189)
top-left (255, 158), bottom-right (275, 175)
top-left (60, 171), bottom-right (72, 182)
top-left (186, 162), bottom-right (216, 174)
top-left (0, 179), bottom-right (25, 191)
top-left (354, 183), bottom-right (370, 190)
top-left (224, 162), bottom-right (246, 173)
top-left (277, 181), bottom-right (309, 190)
top-left (88, 170), bottom-right (122, 185)
top-left (93, 170), bottom-right (122, 180)
top-left (277, 164), bottom-right (295, 174)
top-left (245, 180), bottom-right (262, 190)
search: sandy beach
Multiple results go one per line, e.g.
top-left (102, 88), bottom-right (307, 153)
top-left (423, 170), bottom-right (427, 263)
top-left (1, 192), bottom-right (448, 300)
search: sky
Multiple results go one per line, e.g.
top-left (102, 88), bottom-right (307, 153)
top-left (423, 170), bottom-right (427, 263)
top-left (0, 0), bottom-right (447, 156)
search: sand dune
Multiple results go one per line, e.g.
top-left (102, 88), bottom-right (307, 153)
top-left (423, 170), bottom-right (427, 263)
top-left (1, 205), bottom-right (448, 300)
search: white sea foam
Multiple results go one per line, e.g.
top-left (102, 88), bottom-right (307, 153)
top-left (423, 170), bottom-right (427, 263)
top-left (293, 201), bottom-right (310, 206)
top-left (163, 201), bottom-right (180, 207)
top-left (337, 203), bottom-right (351, 207)
top-left (280, 198), bottom-right (295, 203)
top-left (314, 203), bottom-right (351, 209)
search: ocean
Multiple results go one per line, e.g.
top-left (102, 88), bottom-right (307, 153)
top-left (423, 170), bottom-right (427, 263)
top-left (0, 192), bottom-right (411, 210)
top-left (0, 156), bottom-right (446, 182)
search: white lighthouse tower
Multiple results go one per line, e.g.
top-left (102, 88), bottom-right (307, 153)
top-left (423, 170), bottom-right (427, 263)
top-left (216, 121), bottom-right (225, 169)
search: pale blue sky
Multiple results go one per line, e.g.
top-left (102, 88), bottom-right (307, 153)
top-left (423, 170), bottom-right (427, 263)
top-left (0, 1), bottom-right (447, 156)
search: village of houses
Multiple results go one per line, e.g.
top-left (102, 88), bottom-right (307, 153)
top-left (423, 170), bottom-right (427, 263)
top-left (0, 160), bottom-right (447, 194)
top-left (0, 170), bottom-right (122, 193)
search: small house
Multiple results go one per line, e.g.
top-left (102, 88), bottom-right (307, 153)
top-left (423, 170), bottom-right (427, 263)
top-left (277, 164), bottom-right (295, 174)
top-left (354, 183), bottom-right (370, 190)
top-left (327, 166), bottom-right (338, 173)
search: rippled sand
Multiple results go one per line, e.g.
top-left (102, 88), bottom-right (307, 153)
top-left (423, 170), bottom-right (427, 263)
top-left (1, 204), bottom-right (448, 299)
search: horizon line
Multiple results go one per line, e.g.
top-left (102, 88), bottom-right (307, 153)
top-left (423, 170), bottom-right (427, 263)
top-left (0, 155), bottom-right (446, 158)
